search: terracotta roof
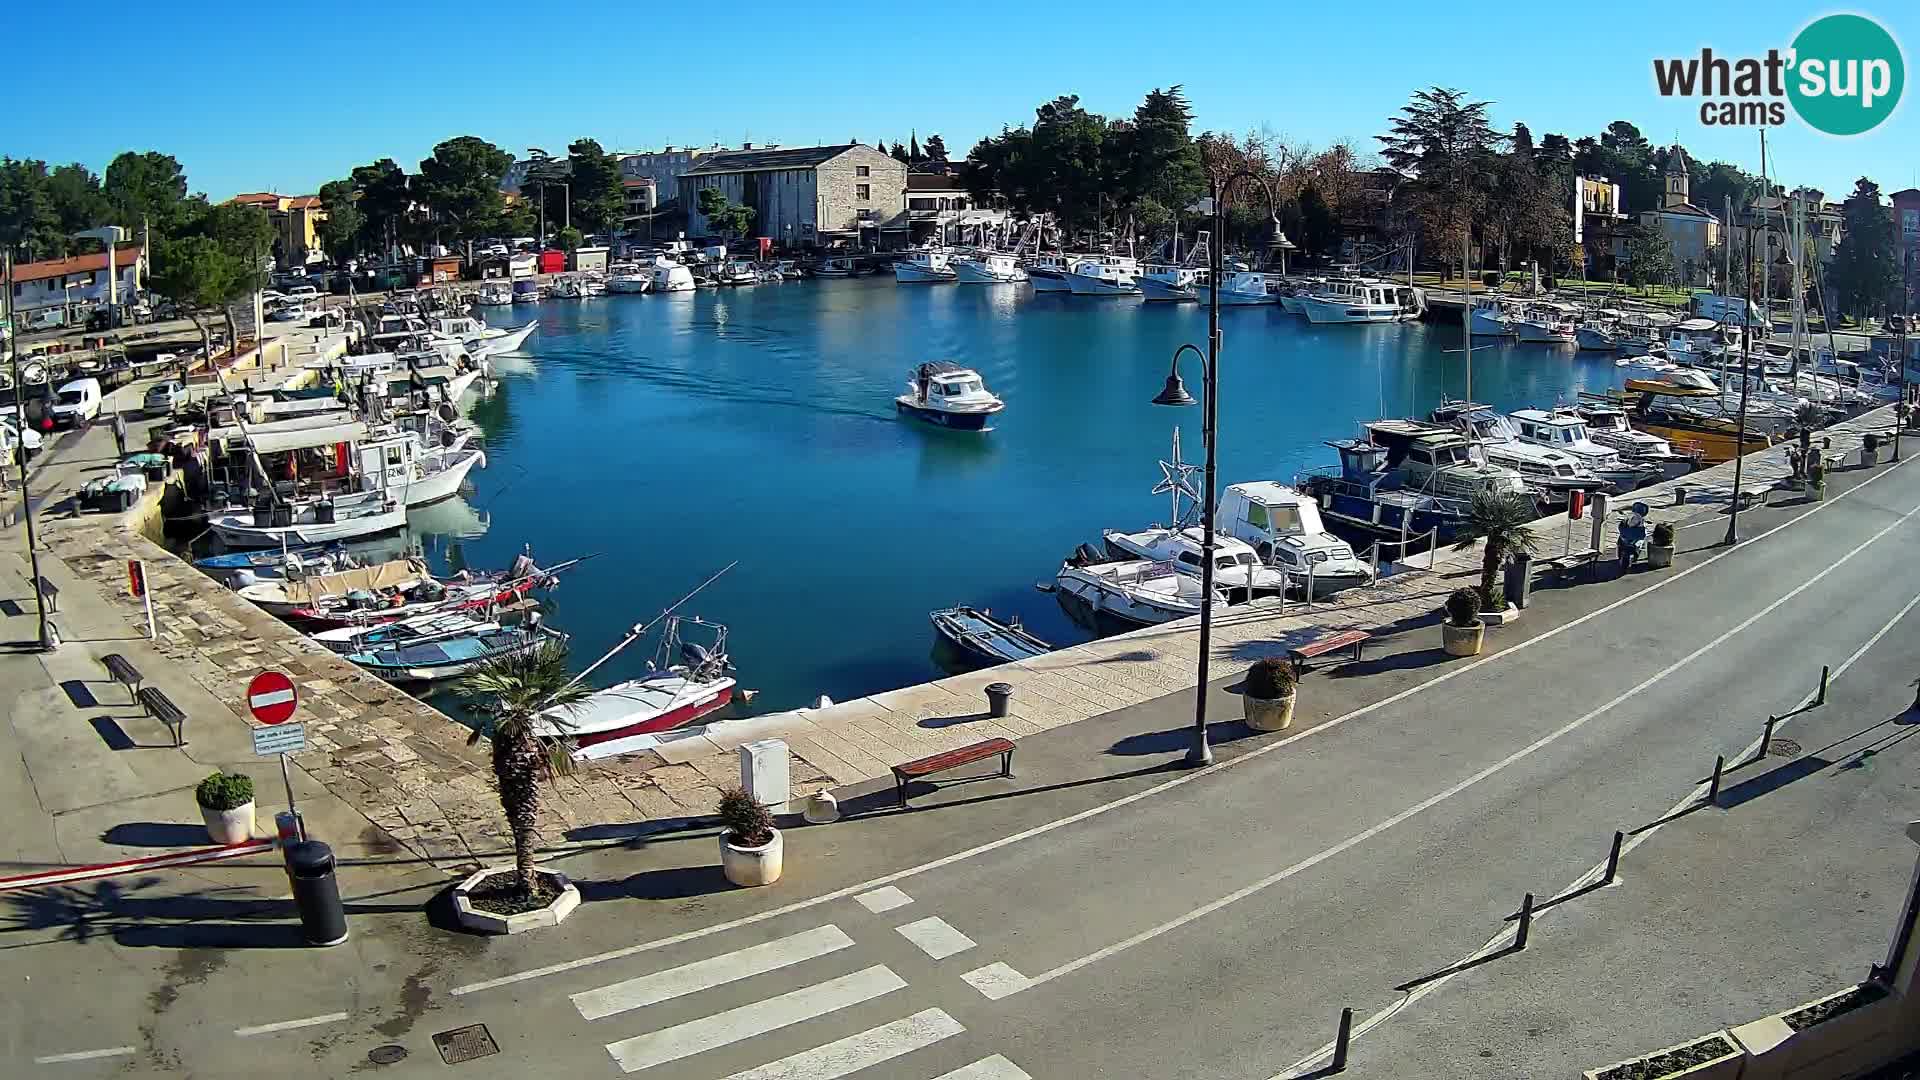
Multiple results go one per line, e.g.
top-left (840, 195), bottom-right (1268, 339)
top-left (231, 192), bottom-right (282, 206)
top-left (684, 144), bottom-right (861, 176)
top-left (285, 195), bottom-right (322, 210)
top-left (13, 245), bottom-right (145, 284)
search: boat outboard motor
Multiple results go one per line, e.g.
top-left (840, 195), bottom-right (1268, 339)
top-left (1071, 542), bottom-right (1104, 567)
top-left (680, 643), bottom-right (712, 669)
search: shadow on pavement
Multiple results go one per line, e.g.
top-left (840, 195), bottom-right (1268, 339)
top-left (1393, 941), bottom-right (1524, 992)
top-left (575, 865), bottom-right (732, 903)
top-left (1328, 647), bottom-right (1452, 678)
top-left (59, 679), bottom-right (100, 709)
top-left (1090, 649), bottom-right (1160, 664)
top-left (1109, 718), bottom-right (1257, 756)
top-left (836, 759), bottom-right (1180, 820)
top-left (101, 823), bottom-right (215, 847)
top-left (920, 711), bottom-right (993, 730)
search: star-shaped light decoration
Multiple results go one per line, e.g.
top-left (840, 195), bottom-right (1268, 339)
top-left (1152, 426), bottom-right (1202, 526)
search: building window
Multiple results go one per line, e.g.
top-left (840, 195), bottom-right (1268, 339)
top-left (857, 184), bottom-right (871, 200)
top-left (857, 165), bottom-right (870, 178)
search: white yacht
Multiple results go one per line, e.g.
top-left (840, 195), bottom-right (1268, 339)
top-left (1100, 525), bottom-right (1285, 601)
top-left (1054, 554), bottom-right (1227, 628)
top-left (1216, 481), bottom-right (1374, 597)
top-left (1469, 296), bottom-right (1516, 336)
top-left (1428, 401), bottom-right (1600, 506)
top-left (649, 258), bottom-right (696, 293)
top-left (1300, 279), bottom-right (1424, 324)
top-left (1194, 271), bottom-right (1272, 306)
top-left (1064, 255), bottom-right (1140, 296)
top-left (1512, 303), bottom-right (1576, 344)
top-left (952, 252), bottom-right (1028, 284)
top-left (1572, 403), bottom-right (1700, 480)
top-left (1507, 408), bottom-right (1658, 493)
top-left (894, 250), bottom-right (957, 284)
top-left (1665, 318), bottom-right (1734, 361)
top-left (894, 362), bottom-right (1005, 431)
top-left (475, 282), bottom-right (513, 307)
top-left (1138, 266), bottom-right (1202, 303)
top-left (607, 263), bottom-right (651, 293)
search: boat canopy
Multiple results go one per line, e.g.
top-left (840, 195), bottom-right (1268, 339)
top-left (917, 361), bottom-right (969, 379)
top-left (269, 558), bottom-right (425, 606)
top-left (247, 419), bottom-right (368, 454)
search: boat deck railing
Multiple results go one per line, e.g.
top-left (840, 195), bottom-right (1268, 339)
top-left (1363, 526), bottom-right (1441, 580)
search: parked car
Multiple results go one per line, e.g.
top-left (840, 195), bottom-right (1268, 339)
top-left (143, 379), bottom-right (187, 416)
top-left (1, 418), bottom-right (42, 461)
top-left (51, 377), bottom-right (103, 427)
top-left (285, 285), bottom-right (319, 301)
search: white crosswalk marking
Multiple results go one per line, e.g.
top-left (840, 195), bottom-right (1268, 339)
top-left (604, 965), bottom-right (907, 1073)
top-left (894, 915), bottom-right (976, 960)
top-left (854, 886), bottom-right (913, 913)
top-left (960, 962), bottom-right (1032, 1000)
top-left (720, 1007), bottom-right (963, 1080)
top-left (932, 1055), bottom-right (1035, 1080)
top-left (573, 925), bottom-right (855, 1020)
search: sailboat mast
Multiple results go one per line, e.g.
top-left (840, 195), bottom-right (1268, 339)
top-left (1462, 225), bottom-right (1473, 403)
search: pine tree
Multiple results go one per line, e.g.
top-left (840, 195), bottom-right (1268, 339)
top-left (1831, 177), bottom-right (1900, 318)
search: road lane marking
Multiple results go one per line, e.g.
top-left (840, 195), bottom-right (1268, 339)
top-left (894, 916), bottom-right (976, 960)
top-left (450, 454), bottom-right (1913, 998)
top-left (960, 962), bottom-right (1032, 1000)
top-left (33, 1047), bottom-right (137, 1064)
top-left (853, 886), bottom-right (913, 913)
top-left (573, 925), bottom-right (854, 1021)
top-left (934, 1056), bottom-right (1035, 1080)
top-left (1020, 492), bottom-right (1920, 998)
top-left (232, 1011), bottom-right (349, 1037)
top-left (1272, 539), bottom-right (1920, 1076)
top-left (604, 965), bottom-right (906, 1073)
top-left (721, 1007), bottom-right (963, 1080)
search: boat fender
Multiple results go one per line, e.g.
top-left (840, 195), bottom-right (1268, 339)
top-left (813, 695), bottom-right (835, 709)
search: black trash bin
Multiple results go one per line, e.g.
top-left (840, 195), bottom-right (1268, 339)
top-left (285, 840), bottom-right (349, 946)
top-left (1504, 552), bottom-right (1535, 610)
top-left (985, 682), bottom-right (1013, 719)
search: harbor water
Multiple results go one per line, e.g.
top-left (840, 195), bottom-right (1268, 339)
top-left (414, 280), bottom-right (1636, 713)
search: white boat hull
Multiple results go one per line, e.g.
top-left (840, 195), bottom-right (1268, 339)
top-left (1139, 277), bottom-right (1198, 303)
top-left (1301, 296), bottom-right (1401, 324)
top-left (1278, 295), bottom-right (1307, 315)
top-left (1575, 328), bottom-right (1619, 351)
top-left (208, 505), bottom-right (409, 548)
top-left (1195, 286), bottom-right (1270, 306)
top-left (1515, 323), bottom-right (1575, 344)
top-left (607, 277), bottom-right (651, 294)
top-left (474, 321), bottom-right (538, 357)
top-left (895, 264), bottom-right (957, 284)
top-left (953, 261), bottom-right (1027, 284)
top-left (1065, 272), bottom-right (1139, 296)
top-left (1470, 309), bottom-right (1513, 336)
top-left (394, 447), bottom-right (485, 507)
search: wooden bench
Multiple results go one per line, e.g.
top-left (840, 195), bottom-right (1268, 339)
top-left (892, 738), bottom-right (1015, 806)
top-left (101, 653), bottom-right (144, 702)
top-left (1287, 629), bottom-right (1371, 673)
top-left (136, 686), bottom-right (187, 748)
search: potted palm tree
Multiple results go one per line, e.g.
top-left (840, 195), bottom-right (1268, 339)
top-left (1794, 402), bottom-right (1824, 477)
top-left (1647, 520), bottom-right (1676, 568)
top-left (1862, 432), bottom-right (1881, 467)
top-left (1450, 489), bottom-right (1540, 619)
top-left (1242, 657), bottom-right (1298, 732)
top-left (196, 771), bottom-right (256, 844)
top-left (1443, 588), bottom-right (1484, 656)
top-left (1807, 453), bottom-right (1828, 501)
top-left (449, 640), bottom-right (591, 933)
top-left (717, 787), bottom-right (783, 886)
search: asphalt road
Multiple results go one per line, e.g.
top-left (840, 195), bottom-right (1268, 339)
top-left (7, 424), bottom-right (1918, 1079)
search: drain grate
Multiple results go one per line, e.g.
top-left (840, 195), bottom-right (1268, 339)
top-left (1769, 738), bottom-right (1803, 758)
top-left (432, 1025), bottom-right (499, 1065)
top-left (367, 1045), bottom-right (408, 1066)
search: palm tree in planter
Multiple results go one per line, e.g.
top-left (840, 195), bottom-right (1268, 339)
top-left (1450, 489), bottom-right (1540, 614)
top-left (1442, 587), bottom-right (1484, 656)
top-left (717, 787), bottom-right (783, 887)
top-left (1242, 657), bottom-right (1298, 732)
top-left (1647, 520), bottom-right (1676, 569)
top-left (1793, 402), bottom-right (1825, 478)
top-left (453, 640), bottom-right (592, 920)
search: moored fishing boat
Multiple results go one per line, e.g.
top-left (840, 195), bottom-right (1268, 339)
top-left (532, 617), bottom-right (736, 754)
top-left (1053, 548), bottom-right (1227, 628)
top-left (345, 622), bottom-right (566, 683)
top-left (952, 252), bottom-right (1028, 284)
top-left (894, 249), bottom-right (957, 284)
top-left (207, 492), bottom-right (407, 548)
top-left (929, 606), bottom-right (1051, 667)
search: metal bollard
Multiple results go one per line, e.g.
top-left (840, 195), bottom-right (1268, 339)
top-left (1708, 755), bottom-right (1726, 806)
top-left (1602, 830), bottom-right (1624, 886)
top-left (1330, 1006), bottom-right (1354, 1072)
top-left (985, 682), bottom-right (1013, 719)
top-left (1759, 715), bottom-right (1779, 760)
top-left (1515, 892), bottom-right (1535, 949)
top-left (1674, 486), bottom-right (1688, 507)
top-left (1816, 665), bottom-right (1830, 706)
top-left (285, 840), bottom-right (348, 946)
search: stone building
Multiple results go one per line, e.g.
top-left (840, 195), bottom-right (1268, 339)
top-left (1637, 145), bottom-right (1721, 286)
top-left (677, 144), bottom-right (905, 248)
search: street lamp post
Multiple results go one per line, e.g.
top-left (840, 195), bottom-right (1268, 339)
top-left (1725, 223), bottom-right (1756, 546)
top-left (1895, 249), bottom-right (1909, 463)
top-left (1151, 167), bottom-right (1287, 767)
top-left (2, 254), bottom-right (53, 650)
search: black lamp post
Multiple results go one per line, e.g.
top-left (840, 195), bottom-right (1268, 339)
top-left (1725, 223), bottom-right (1756, 546)
top-left (1895, 249), bottom-right (1909, 463)
top-left (1152, 168), bottom-right (1285, 767)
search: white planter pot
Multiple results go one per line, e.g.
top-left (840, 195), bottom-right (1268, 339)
top-left (1481, 604), bottom-right (1520, 626)
top-left (1646, 543), bottom-right (1674, 569)
top-left (201, 801), bottom-right (256, 844)
top-left (721, 828), bottom-right (784, 887)
top-left (1244, 691), bottom-right (1296, 732)
top-left (1862, 448), bottom-right (1880, 467)
top-left (1442, 621), bottom-right (1484, 657)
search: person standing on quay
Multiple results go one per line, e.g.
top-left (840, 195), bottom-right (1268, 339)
top-left (111, 409), bottom-right (128, 458)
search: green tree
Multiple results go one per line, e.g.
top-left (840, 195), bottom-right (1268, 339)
top-left (349, 158), bottom-right (412, 256)
top-left (1117, 86), bottom-right (1204, 221)
top-left (103, 151), bottom-right (189, 236)
top-left (1830, 177), bottom-right (1899, 318)
top-left (147, 233), bottom-right (245, 364)
top-left (565, 139), bottom-right (626, 235)
top-left (889, 141), bottom-right (910, 164)
top-left (316, 180), bottom-right (365, 262)
top-left (1451, 489), bottom-right (1540, 607)
top-left (552, 226), bottom-right (583, 253)
top-left (909, 131), bottom-right (923, 166)
top-left (0, 159), bottom-right (66, 261)
top-left (1297, 183), bottom-right (1338, 257)
top-left (1377, 87), bottom-right (1503, 274)
top-left (46, 164), bottom-right (107, 242)
top-left (923, 133), bottom-right (949, 166)
top-left (415, 136), bottom-right (513, 255)
top-left (1691, 160), bottom-right (1762, 219)
top-left (1622, 223), bottom-right (1675, 291)
top-left (696, 187), bottom-right (755, 238)
top-left (456, 641), bottom-right (592, 898)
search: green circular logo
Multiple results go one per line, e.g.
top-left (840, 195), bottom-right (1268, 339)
top-left (1788, 14), bottom-right (1904, 135)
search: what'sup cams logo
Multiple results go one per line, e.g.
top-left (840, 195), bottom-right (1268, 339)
top-left (1653, 13), bottom-right (1904, 135)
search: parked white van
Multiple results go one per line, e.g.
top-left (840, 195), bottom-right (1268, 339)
top-left (51, 378), bottom-right (103, 427)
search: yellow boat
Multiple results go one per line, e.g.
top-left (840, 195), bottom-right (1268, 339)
top-left (1616, 379), bottom-right (1776, 465)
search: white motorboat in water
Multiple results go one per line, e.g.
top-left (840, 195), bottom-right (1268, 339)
top-left (952, 252), bottom-right (1028, 284)
top-left (1573, 403), bottom-right (1701, 480)
top-left (813, 256), bottom-right (859, 278)
top-left (1100, 524), bottom-right (1285, 600)
top-left (1216, 482), bottom-right (1374, 597)
top-left (895, 362), bottom-right (1004, 431)
top-left (1428, 400), bottom-right (1599, 505)
top-left (1508, 408), bottom-right (1660, 493)
top-left (895, 250), bottom-right (957, 284)
top-left (1139, 266), bottom-right (1201, 303)
top-left (1064, 255), bottom-right (1140, 296)
top-left (1300, 279), bottom-right (1424, 324)
top-left (650, 258), bottom-right (696, 293)
top-left (1469, 296), bottom-right (1516, 336)
top-left (1024, 253), bottom-right (1079, 292)
top-left (606, 263), bottom-right (651, 293)
top-left (1054, 551), bottom-right (1226, 627)
top-left (311, 609), bottom-right (501, 654)
top-left (355, 425), bottom-right (486, 507)
top-left (1512, 303), bottom-right (1577, 344)
top-left (1194, 270), bottom-right (1272, 306)
top-left (208, 492), bottom-right (407, 548)
top-left (475, 283), bottom-right (513, 307)
top-left (533, 618), bottom-right (736, 757)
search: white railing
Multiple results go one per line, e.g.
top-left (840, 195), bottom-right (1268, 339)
top-left (1364, 526), bottom-right (1441, 581)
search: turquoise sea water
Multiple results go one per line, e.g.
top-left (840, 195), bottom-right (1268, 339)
top-left (419, 280), bottom-right (1633, 712)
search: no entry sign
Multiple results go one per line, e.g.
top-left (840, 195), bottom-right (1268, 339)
top-left (247, 670), bottom-right (298, 725)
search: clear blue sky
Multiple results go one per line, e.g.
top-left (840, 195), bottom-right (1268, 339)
top-left (10, 1), bottom-right (1916, 203)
